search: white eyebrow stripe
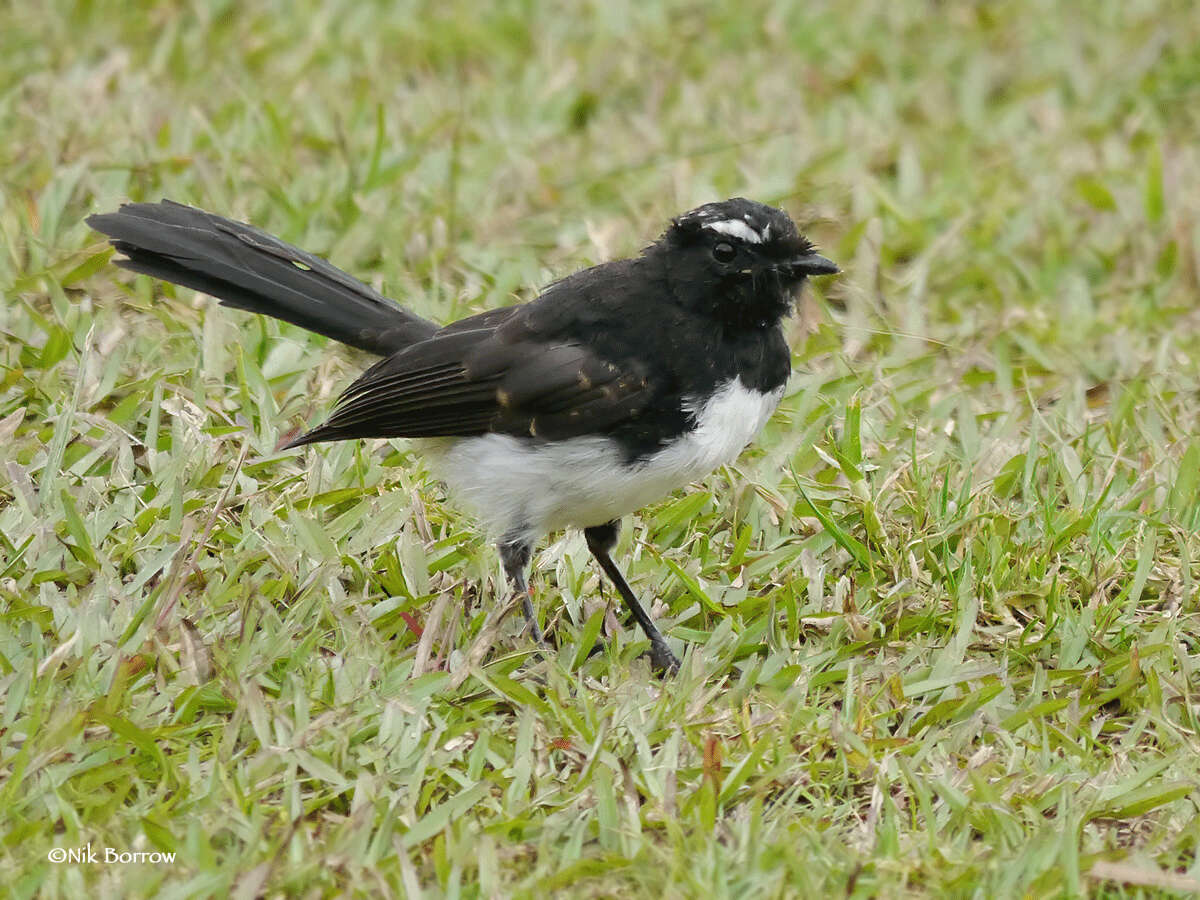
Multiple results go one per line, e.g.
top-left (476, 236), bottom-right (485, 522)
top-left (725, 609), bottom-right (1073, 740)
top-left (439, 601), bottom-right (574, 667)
top-left (701, 218), bottom-right (763, 244)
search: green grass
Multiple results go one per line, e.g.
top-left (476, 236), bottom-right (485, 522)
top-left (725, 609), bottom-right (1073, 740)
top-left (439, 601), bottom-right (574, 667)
top-left (3, 0), bottom-right (1200, 896)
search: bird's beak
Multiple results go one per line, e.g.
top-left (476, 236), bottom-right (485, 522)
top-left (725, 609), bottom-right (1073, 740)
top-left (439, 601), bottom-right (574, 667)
top-left (784, 252), bottom-right (839, 277)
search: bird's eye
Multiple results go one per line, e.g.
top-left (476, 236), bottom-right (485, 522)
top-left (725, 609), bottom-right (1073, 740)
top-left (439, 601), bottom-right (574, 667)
top-left (712, 242), bottom-right (736, 262)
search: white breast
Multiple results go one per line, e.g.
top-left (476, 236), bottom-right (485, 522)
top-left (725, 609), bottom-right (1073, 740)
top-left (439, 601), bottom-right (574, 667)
top-left (433, 377), bottom-right (784, 542)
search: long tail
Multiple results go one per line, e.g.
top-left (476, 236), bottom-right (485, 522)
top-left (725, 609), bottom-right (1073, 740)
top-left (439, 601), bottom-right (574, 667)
top-left (87, 199), bottom-right (438, 357)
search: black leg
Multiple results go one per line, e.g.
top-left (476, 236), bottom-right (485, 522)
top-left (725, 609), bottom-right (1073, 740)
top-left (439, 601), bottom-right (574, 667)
top-left (498, 536), bottom-right (548, 648)
top-left (584, 520), bottom-right (681, 674)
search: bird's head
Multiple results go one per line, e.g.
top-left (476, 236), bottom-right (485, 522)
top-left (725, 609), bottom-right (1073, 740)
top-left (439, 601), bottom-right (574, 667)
top-left (655, 197), bottom-right (837, 328)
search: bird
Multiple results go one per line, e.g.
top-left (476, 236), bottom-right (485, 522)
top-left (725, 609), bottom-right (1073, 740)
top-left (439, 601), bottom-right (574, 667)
top-left (87, 197), bottom-right (838, 673)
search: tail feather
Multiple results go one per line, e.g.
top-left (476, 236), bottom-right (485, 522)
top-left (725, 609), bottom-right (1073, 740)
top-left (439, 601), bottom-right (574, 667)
top-left (87, 199), bottom-right (437, 356)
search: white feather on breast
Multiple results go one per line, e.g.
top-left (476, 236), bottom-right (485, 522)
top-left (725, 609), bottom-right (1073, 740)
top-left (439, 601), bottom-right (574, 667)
top-left (432, 377), bottom-right (785, 542)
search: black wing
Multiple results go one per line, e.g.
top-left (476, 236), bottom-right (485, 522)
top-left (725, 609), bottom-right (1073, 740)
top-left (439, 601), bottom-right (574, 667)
top-left (285, 303), bottom-right (652, 446)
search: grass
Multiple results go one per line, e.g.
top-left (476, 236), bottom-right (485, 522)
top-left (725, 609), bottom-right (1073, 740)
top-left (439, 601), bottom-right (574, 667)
top-left (2, 0), bottom-right (1200, 896)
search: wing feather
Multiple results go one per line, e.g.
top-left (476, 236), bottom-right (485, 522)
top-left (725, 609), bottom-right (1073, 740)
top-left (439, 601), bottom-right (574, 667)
top-left (286, 304), bottom-right (654, 447)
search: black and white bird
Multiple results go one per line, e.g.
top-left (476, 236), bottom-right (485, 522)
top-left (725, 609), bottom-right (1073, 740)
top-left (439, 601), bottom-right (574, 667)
top-left (87, 197), bottom-right (837, 673)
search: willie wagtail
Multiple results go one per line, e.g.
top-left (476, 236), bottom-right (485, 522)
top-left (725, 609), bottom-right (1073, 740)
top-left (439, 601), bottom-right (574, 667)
top-left (87, 197), bottom-right (837, 673)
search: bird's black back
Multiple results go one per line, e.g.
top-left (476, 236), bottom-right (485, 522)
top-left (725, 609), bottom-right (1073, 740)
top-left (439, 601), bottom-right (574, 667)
top-left (294, 247), bottom-right (792, 462)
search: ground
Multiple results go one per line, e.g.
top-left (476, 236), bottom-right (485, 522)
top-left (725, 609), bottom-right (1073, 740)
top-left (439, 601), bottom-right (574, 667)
top-left (2, 0), bottom-right (1199, 896)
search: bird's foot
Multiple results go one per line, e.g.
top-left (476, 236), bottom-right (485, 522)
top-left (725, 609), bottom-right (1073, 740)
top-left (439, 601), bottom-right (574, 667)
top-left (579, 636), bottom-right (678, 676)
top-left (648, 639), bottom-right (681, 676)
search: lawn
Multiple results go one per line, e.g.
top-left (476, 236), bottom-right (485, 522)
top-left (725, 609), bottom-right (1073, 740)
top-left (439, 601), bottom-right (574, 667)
top-left (2, 0), bottom-right (1199, 896)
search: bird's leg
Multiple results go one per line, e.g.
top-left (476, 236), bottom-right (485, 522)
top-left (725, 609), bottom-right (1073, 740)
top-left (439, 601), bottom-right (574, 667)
top-left (584, 520), bottom-right (681, 674)
top-left (498, 536), bottom-right (548, 648)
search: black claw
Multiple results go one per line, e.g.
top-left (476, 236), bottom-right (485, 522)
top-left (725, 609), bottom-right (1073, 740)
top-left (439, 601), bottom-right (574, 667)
top-left (583, 636), bottom-right (679, 676)
top-left (649, 640), bottom-right (681, 676)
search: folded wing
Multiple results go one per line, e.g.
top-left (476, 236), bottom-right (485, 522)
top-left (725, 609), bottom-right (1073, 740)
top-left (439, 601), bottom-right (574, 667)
top-left (285, 306), bottom-right (652, 445)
